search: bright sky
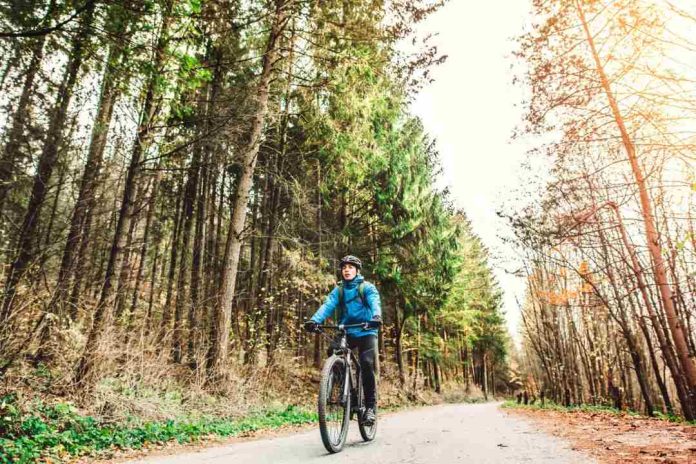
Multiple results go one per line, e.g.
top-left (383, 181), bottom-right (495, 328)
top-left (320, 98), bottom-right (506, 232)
top-left (409, 0), bottom-right (535, 341)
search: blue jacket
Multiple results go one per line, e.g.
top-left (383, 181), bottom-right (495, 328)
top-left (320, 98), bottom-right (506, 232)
top-left (310, 274), bottom-right (382, 338)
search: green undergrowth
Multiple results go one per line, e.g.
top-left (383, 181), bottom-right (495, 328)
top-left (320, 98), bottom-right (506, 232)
top-left (501, 399), bottom-right (696, 425)
top-left (0, 394), bottom-right (318, 464)
top-left (501, 399), bottom-right (639, 415)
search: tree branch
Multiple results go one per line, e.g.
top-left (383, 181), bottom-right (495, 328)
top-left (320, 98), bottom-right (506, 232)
top-left (0, 0), bottom-right (97, 38)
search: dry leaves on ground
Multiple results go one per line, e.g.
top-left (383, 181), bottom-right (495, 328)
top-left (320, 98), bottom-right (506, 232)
top-left (507, 407), bottom-right (696, 464)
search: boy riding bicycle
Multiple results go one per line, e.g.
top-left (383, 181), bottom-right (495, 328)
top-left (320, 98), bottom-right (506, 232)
top-left (304, 255), bottom-right (382, 425)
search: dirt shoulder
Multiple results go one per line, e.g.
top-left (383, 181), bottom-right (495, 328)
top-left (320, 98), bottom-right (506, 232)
top-left (505, 406), bottom-right (696, 463)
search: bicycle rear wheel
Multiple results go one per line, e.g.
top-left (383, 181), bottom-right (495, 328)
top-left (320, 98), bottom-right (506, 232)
top-left (358, 385), bottom-right (377, 441)
top-left (318, 355), bottom-right (350, 453)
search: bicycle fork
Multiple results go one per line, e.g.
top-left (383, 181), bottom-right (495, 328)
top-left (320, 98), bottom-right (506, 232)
top-left (344, 354), bottom-right (364, 419)
top-left (342, 357), bottom-right (352, 406)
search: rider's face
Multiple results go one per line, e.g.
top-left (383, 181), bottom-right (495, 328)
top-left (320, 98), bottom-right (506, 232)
top-left (341, 264), bottom-right (358, 280)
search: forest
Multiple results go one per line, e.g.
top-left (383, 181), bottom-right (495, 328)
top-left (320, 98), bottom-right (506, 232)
top-left (0, 0), bottom-right (508, 419)
top-left (6, 0), bottom-right (696, 462)
top-left (511, 0), bottom-right (696, 421)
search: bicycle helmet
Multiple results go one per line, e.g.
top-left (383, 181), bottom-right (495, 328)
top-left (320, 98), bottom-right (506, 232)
top-left (339, 255), bottom-right (362, 270)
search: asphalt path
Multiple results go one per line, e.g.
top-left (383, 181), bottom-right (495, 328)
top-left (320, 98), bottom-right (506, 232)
top-left (126, 402), bottom-right (595, 464)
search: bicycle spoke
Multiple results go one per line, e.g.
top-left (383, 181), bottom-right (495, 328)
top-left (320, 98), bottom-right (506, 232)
top-left (325, 365), bottom-right (345, 445)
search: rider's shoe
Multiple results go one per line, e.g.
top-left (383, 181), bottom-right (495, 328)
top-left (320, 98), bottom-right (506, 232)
top-left (363, 408), bottom-right (376, 425)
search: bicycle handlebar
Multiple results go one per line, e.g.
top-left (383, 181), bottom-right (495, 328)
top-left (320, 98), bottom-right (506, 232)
top-left (316, 322), bottom-right (378, 331)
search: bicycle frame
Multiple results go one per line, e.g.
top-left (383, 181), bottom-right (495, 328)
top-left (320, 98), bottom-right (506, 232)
top-left (318, 324), bottom-right (366, 413)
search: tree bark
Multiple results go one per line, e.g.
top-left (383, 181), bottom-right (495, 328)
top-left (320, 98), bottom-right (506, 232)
top-left (1, 2), bottom-right (95, 324)
top-left (576, 0), bottom-right (696, 412)
top-left (54, 35), bottom-right (126, 322)
top-left (207, 0), bottom-right (289, 381)
top-left (172, 142), bottom-right (202, 363)
top-left (159, 177), bottom-right (184, 342)
top-left (75, 2), bottom-right (172, 386)
top-left (125, 172), bottom-right (161, 346)
top-left (0, 35), bottom-right (46, 214)
top-left (394, 298), bottom-right (406, 386)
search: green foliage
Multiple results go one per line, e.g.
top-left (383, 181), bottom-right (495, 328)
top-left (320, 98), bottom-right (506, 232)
top-left (0, 396), bottom-right (316, 463)
top-left (290, 16), bottom-right (508, 383)
top-left (502, 400), bottom-right (645, 418)
top-left (653, 411), bottom-right (695, 425)
top-left (537, 402), bottom-right (696, 425)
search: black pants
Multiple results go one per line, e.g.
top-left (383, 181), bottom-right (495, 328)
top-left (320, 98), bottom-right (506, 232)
top-left (348, 334), bottom-right (378, 409)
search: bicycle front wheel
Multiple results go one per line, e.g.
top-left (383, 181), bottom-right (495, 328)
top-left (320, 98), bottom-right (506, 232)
top-left (318, 355), bottom-right (350, 453)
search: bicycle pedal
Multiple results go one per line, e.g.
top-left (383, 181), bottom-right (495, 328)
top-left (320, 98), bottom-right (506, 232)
top-left (361, 408), bottom-right (376, 425)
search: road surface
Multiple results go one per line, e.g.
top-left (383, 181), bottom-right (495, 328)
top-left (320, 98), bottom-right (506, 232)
top-left (125, 402), bottom-right (595, 464)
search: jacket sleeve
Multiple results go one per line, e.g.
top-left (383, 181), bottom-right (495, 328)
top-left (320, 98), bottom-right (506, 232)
top-left (311, 287), bottom-right (340, 323)
top-left (366, 283), bottom-right (382, 319)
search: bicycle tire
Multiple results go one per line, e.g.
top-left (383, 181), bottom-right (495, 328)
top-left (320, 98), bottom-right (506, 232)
top-left (318, 355), bottom-right (350, 453)
top-left (358, 385), bottom-right (377, 441)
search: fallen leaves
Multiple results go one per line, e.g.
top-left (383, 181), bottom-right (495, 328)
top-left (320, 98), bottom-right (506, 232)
top-left (506, 407), bottom-right (696, 463)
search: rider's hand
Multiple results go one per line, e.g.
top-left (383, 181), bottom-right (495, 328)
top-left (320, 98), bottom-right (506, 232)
top-left (304, 320), bottom-right (319, 333)
top-left (366, 315), bottom-right (382, 328)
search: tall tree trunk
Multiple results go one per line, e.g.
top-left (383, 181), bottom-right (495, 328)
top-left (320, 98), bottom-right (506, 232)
top-left (264, 24), bottom-right (296, 363)
top-left (125, 172), bottom-right (161, 347)
top-left (577, 0), bottom-right (696, 412)
top-left (75, 2), bottom-right (172, 386)
top-left (206, 0), bottom-right (289, 381)
top-left (54, 36), bottom-right (126, 323)
top-left (242, 187), bottom-right (261, 365)
top-left (43, 164), bottom-right (66, 250)
top-left (188, 152), bottom-right (207, 367)
top-left (394, 298), bottom-right (406, 386)
top-left (172, 150), bottom-right (201, 363)
top-left (1, 2), bottom-right (95, 324)
top-left (159, 177), bottom-right (184, 342)
top-left (481, 352), bottom-right (489, 399)
top-left (174, 84), bottom-right (211, 364)
top-left (201, 47), bottom-right (225, 355)
top-left (633, 295), bottom-right (674, 414)
top-left (604, 201), bottom-right (693, 418)
top-left (412, 314), bottom-right (422, 392)
top-left (145, 233), bottom-right (162, 337)
top-left (261, 153), bottom-right (279, 362)
top-left (188, 56), bottom-right (222, 365)
top-left (591, 199), bottom-right (655, 416)
top-left (114, 180), bottom-right (146, 319)
top-left (0, 35), bottom-right (46, 214)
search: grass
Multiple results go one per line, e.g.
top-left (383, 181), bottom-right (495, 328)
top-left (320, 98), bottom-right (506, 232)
top-left (501, 399), bottom-right (636, 415)
top-left (0, 394), bottom-right (318, 464)
top-left (501, 399), bottom-right (696, 424)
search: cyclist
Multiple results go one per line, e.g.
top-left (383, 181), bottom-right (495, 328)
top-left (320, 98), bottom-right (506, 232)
top-left (304, 255), bottom-right (382, 425)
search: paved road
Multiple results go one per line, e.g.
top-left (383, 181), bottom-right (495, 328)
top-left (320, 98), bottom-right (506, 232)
top-left (126, 402), bottom-right (595, 464)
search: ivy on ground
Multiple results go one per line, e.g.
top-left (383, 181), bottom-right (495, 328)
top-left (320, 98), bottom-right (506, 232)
top-left (0, 394), bottom-right (316, 463)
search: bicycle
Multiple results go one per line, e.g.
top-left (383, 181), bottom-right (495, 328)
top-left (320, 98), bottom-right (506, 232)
top-left (314, 323), bottom-right (378, 453)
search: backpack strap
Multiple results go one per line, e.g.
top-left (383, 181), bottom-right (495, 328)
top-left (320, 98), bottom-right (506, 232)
top-left (335, 283), bottom-right (344, 322)
top-left (334, 282), bottom-right (369, 323)
top-left (358, 282), bottom-right (368, 308)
